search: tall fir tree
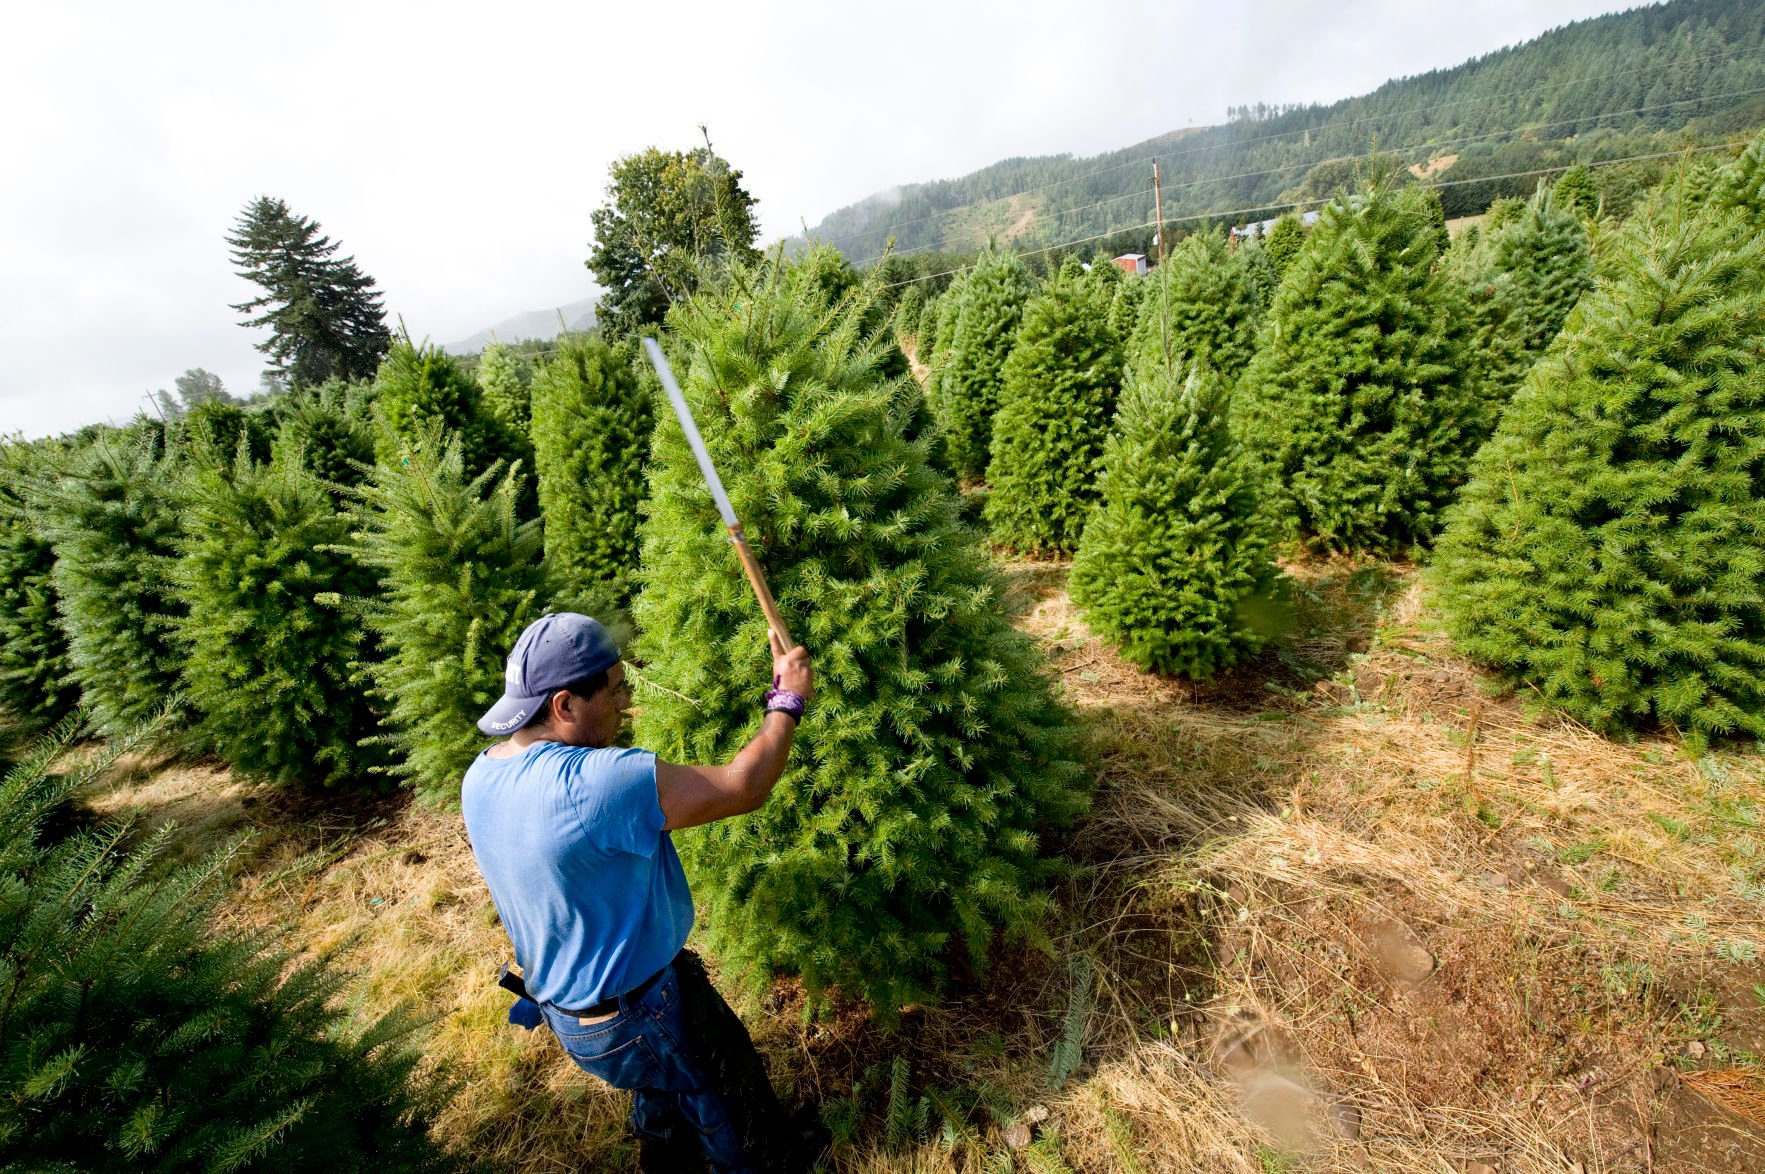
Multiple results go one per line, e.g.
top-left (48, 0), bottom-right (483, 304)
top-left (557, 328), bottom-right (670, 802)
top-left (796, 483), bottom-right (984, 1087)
top-left (529, 333), bottom-right (654, 606)
top-left (1432, 185), bottom-right (1765, 742)
top-left (172, 449), bottom-right (384, 787)
top-left (1070, 363), bottom-right (1283, 678)
top-left (0, 444), bottom-right (76, 733)
top-left (633, 252), bottom-right (1087, 1011)
top-left (228, 197), bottom-right (391, 387)
top-left (34, 429), bottom-right (186, 736)
top-left (983, 264), bottom-right (1124, 554)
top-left (345, 423), bottom-right (556, 801)
top-left (1126, 229), bottom-right (1261, 386)
top-left (0, 719), bottom-right (452, 1172)
top-left (930, 249), bottom-right (1034, 482)
top-left (476, 340), bottom-right (534, 437)
top-left (1238, 185), bottom-right (1479, 551)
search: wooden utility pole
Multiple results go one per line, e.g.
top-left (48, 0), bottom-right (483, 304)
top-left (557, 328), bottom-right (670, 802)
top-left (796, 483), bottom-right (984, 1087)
top-left (1153, 163), bottom-right (1166, 266)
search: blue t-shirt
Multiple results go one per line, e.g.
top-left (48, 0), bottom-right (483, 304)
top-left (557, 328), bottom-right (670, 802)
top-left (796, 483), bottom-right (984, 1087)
top-left (461, 742), bottom-right (694, 1009)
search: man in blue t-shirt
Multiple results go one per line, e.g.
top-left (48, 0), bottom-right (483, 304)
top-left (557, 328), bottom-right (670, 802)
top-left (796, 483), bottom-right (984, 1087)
top-left (461, 611), bottom-right (817, 1173)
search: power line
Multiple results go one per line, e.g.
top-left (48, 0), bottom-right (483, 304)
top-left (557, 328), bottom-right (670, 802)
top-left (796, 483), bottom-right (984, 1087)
top-left (877, 139), bottom-right (1748, 292)
top-left (850, 41), bottom-right (1765, 262)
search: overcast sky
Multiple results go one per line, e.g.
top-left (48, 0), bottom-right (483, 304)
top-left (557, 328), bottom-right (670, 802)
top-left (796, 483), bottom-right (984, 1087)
top-left (2, 0), bottom-right (1635, 438)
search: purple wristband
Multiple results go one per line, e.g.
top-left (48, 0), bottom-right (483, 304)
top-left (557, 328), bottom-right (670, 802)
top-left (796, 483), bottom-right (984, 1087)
top-left (763, 688), bottom-right (807, 721)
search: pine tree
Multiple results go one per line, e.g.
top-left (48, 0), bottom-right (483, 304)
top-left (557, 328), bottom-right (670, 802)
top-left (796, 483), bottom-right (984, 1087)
top-left (1263, 214), bottom-right (1306, 279)
top-left (1447, 186), bottom-right (1593, 412)
top-left (345, 423), bottom-right (557, 801)
top-left (893, 284), bottom-right (927, 349)
top-left (171, 399), bottom-right (275, 467)
top-left (1432, 189), bottom-right (1765, 742)
top-left (915, 291), bottom-right (942, 360)
top-left (931, 249), bottom-right (1034, 482)
top-left (530, 334), bottom-right (653, 605)
top-left (228, 197), bottom-right (391, 387)
top-left (271, 379), bottom-right (377, 493)
top-left (1552, 162), bottom-right (1600, 219)
top-left (1485, 187), bottom-right (1593, 357)
top-left (0, 719), bottom-right (452, 1172)
top-left (372, 335), bottom-right (532, 496)
top-left (1711, 127), bottom-right (1765, 221)
top-left (1127, 229), bottom-right (1260, 386)
top-left (633, 251), bottom-right (1087, 1012)
top-left (0, 444), bottom-right (76, 733)
top-left (1070, 363), bottom-right (1283, 678)
top-left (33, 429), bottom-right (186, 736)
top-left (1238, 185), bottom-right (1479, 551)
top-left (173, 449), bottom-right (383, 787)
top-left (476, 341), bottom-right (534, 436)
top-left (983, 265), bottom-right (1124, 554)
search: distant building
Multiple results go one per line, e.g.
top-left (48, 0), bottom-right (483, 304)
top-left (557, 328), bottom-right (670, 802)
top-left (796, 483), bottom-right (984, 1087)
top-left (1230, 210), bottom-right (1321, 242)
top-left (1112, 253), bottom-right (1148, 276)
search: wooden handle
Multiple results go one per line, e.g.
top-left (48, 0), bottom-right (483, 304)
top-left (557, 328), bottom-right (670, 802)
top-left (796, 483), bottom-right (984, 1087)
top-left (727, 524), bottom-right (795, 650)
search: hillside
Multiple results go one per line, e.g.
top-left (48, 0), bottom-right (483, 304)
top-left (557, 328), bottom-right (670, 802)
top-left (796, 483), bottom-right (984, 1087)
top-left (442, 297), bottom-right (598, 355)
top-left (808, 0), bottom-right (1765, 262)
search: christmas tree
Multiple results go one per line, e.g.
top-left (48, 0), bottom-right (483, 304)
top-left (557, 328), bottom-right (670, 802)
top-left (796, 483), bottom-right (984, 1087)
top-left (1432, 185), bottom-right (1765, 742)
top-left (345, 422), bottom-right (557, 802)
top-left (1263, 214), bottom-right (1306, 280)
top-left (529, 333), bottom-right (654, 605)
top-left (633, 250), bottom-right (1086, 1012)
top-left (372, 335), bottom-right (531, 494)
top-left (1483, 187), bottom-right (1593, 358)
top-left (1446, 186), bottom-right (1593, 413)
top-left (1238, 185), bottom-right (1478, 551)
top-left (1070, 362), bottom-right (1282, 678)
top-left (0, 719), bottom-right (451, 1171)
top-left (271, 379), bottom-right (377, 494)
top-left (1551, 163), bottom-right (1599, 220)
top-left (476, 340), bottom-right (534, 436)
top-left (931, 249), bottom-right (1034, 482)
top-left (1711, 127), bottom-right (1765, 220)
top-left (0, 443), bottom-right (76, 733)
top-left (34, 428), bottom-right (187, 736)
top-left (983, 263), bottom-right (1124, 554)
top-left (1126, 229), bottom-right (1260, 386)
top-left (173, 448), bottom-right (383, 787)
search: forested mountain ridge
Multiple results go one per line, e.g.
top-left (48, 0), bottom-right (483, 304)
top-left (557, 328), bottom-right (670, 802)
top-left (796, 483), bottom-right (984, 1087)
top-left (808, 0), bottom-right (1765, 262)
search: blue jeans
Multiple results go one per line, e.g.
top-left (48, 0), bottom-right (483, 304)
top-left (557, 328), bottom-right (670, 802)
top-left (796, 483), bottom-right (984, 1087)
top-left (540, 957), bottom-right (773, 1172)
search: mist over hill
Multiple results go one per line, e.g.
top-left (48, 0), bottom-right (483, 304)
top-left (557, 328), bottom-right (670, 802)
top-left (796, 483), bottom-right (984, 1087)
top-left (806, 0), bottom-right (1765, 262)
top-left (443, 297), bottom-right (598, 355)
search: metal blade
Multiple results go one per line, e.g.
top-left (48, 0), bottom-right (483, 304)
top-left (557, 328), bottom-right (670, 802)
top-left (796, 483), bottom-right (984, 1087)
top-left (642, 338), bottom-right (739, 529)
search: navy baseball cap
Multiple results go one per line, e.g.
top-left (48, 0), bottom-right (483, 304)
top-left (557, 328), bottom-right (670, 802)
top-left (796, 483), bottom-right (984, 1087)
top-left (477, 613), bottom-right (622, 736)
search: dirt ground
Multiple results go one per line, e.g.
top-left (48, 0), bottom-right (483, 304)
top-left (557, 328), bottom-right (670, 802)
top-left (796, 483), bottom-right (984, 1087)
top-left (73, 558), bottom-right (1765, 1172)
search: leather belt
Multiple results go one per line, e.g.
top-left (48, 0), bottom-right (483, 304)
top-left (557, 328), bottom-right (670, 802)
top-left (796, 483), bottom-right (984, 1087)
top-left (553, 959), bottom-right (669, 1020)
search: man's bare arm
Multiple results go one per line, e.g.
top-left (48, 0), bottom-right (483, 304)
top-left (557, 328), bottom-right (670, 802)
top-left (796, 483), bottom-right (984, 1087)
top-left (656, 632), bottom-right (812, 832)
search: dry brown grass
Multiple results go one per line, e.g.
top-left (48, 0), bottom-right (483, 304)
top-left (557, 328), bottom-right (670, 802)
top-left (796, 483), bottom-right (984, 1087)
top-left (75, 558), bottom-right (1765, 1172)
